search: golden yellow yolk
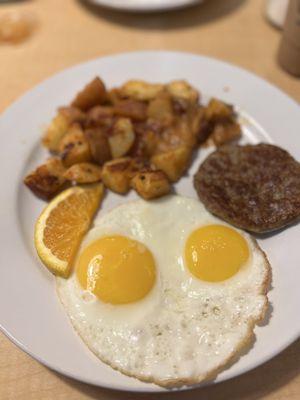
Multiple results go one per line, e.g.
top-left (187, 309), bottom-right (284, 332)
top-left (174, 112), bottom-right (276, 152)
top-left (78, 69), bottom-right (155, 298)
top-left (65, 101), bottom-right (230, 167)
top-left (76, 235), bottom-right (156, 304)
top-left (185, 224), bottom-right (249, 282)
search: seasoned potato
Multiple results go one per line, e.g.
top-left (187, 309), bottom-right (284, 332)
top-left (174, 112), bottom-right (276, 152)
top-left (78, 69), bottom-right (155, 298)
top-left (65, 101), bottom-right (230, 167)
top-left (107, 88), bottom-right (123, 105)
top-left (147, 92), bottom-right (174, 126)
top-left (42, 107), bottom-right (86, 153)
top-left (86, 105), bottom-right (114, 128)
top-left (204, 98), bottom-right (233, 121)
top-left (84, 127), bottom-right (111, 165)
top-left (156, 121), bottom-right (193, 153)
top-left (120, 80), bottom-right (164, 101)
top-left (151, 145), bottom-right (192, 182)
top-left (71, 77), bottom-right (107, 111)
top-left (24, 158), bottom-right (67, 200)
top-left (114, 100), bottom-right (147, 121)
top-left (187, 105), bottom-right (205, 137)
top-left (209, 121), bottom-right (241, 146)
top-left (102, 158), bottom-right (133, 194)
top-left (166, 80), bottom-right (199, 105)
top-left (130, 120), bottom-right (162, 158)
top-left (64, 163), bottom-right (102, 183)
top-left (59, 124), bottom-right (91, 167)
top-left (131, 169), bottom-right (171, 200)
top-left (108, 118), bottom-right (135, 159)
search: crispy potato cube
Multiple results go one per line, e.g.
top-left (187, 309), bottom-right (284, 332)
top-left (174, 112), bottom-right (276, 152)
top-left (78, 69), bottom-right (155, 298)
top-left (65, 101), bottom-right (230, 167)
top-left (114, 100), bottom-right (147, 121)
top-left (151, 146), bottom-right (192, 182)
top-left (204, 98), bottom-right (233, 121)
top-left (210, 121), bottom-right (241, 146)
top-left (42, 107), bottom-right (86, 152)
top-left (108, 118), bottom-right (135, 159)
top-left (62, 143), bottom-right (91, 168)
top-left (166, 80), bottom-right (199, 105)
top-left (86, 105), bottom-right (114, 128)
top-left (71, 77), bottom-right (107, 111)
top-left (102, 158), bottom-right (133, 194)
top-left (130, 120), bottom-right (162, 158)
top-left (131, 170), bottom-right (171, 200)
top-left (84, 127), bottom-right (111, 165)
top-left (64, 163), bottom-right (102, 184)
top-left (120, 80), bottom-right (164, 101)
top-left (24, 158), bottom-right (67, 200)
top-left (59, 123), bottom-right (86, 152)
top-left (59, 124), bottom-right (91, 167)
top-left (147, 92), bottom-right (174, 126)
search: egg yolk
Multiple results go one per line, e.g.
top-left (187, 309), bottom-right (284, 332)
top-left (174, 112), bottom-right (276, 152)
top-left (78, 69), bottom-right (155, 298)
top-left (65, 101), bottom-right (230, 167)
top-left (185, 225), bottom-right (249, 282)
top-left (76, 235), bottom-right (156, 304)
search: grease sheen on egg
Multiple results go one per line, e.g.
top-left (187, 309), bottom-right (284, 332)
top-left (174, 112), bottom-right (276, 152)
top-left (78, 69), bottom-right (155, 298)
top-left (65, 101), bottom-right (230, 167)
top-left (56, 195), bottom-right (269, 387)
top-left (76, 235), bottom-right (156, 304)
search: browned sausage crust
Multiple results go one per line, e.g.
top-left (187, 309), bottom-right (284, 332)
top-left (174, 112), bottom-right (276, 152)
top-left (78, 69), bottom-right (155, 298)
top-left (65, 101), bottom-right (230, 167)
top-left (194, 143), bottom-right (300, 233)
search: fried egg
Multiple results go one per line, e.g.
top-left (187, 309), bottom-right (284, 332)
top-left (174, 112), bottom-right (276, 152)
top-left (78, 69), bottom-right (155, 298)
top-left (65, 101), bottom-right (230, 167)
top-left (56, 195), bottom-right (270, 387)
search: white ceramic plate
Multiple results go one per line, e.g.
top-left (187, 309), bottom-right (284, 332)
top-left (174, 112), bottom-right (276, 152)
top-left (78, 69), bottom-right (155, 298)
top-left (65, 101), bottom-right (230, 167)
top-left (0, 51), bottom-right (299, 393)
top-left (87, 0), bottom-right (203, 12)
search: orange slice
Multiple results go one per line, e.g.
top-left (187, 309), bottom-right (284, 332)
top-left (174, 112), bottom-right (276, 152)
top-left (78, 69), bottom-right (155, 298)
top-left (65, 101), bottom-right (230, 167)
top-left (34, 183), bottom-right (104, 278)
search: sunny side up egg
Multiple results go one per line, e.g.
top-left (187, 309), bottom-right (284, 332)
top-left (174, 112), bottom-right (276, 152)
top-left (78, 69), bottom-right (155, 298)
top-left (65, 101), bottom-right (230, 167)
top-left (56, 195), bottom-right (270, 387)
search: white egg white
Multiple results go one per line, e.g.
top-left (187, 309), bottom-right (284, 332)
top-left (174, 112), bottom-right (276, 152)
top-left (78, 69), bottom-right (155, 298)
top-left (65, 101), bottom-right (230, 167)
top-left (56, 195), bottom-right (270, 387)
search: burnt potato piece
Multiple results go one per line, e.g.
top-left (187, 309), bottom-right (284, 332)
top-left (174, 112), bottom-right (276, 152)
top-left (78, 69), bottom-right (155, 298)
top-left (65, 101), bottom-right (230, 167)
top-left (194, 144), bottom-right (300, 233)
top-left (24, 158), bottom-right (67, 200)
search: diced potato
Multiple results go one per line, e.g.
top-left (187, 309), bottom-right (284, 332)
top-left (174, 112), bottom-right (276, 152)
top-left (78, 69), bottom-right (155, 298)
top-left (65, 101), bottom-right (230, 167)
top-left (210, 121), bottom-right (241, 146)
top-left (59, 124), bottom-right (91, 167)
top-left (107, 88), bottom-right (123, 105)
top-left (151, 145), bottom-right (192, 182)
top-left (174, 117), bottom-right (197, 148)
top-left (86, 105), bottom-right (114, 128)
top-left (187, 105), bottom-right (205, 137)
top-left (24, 158), bottom-right (67, 200)
top-left (120, 80), bottom-right (164, 101)
top-left (142, 130), bottom-right (159, 158)
top-left (42, 107), bottom-right (86, 152)
top-left (101, 158), bottom-right (133, 194)
top-left (166, 80), bottom-right (199, 105)
top-left (63, 163), bottom-right (102, 184)
top-left (71, 77), bottom-right (107, 111)
top-left (108, 118), bottom-right (135, 159)
top-left (130, 120), bottom-right (162, 158)
top-left (204, 98), bottom-right (233, 121)
top-left (131, 169), bottom-right (171, 200)
top-left (84, 127), bottom-right (111, 165)
top-left (114, 100), bottom-right (147, 121)
top-left (147, 92), bottom-right (174, 126)
top-left (58, 124), bottom-right (85, 153)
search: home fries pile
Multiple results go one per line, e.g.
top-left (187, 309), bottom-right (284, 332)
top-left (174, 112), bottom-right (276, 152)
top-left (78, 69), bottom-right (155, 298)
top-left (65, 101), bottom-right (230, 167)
top-left (24, 77), bottom-right (241, 201)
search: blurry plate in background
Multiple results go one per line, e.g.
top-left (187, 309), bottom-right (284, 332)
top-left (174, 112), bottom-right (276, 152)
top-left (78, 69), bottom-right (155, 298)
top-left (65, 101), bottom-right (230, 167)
top-left (87, 0), bottom-right (203, 12)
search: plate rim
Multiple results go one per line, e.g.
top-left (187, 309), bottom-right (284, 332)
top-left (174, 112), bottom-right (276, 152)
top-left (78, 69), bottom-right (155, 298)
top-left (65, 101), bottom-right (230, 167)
top-left (0, 50), bottom-right (299, 393)
top-left (86, 0), bottom-right (203, 12)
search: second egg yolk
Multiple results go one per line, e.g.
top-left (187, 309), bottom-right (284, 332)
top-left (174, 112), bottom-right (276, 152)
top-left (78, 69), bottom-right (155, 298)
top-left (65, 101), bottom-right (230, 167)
top-left (77, 235), bottom-right (156, 305)
top-left (185, 224), bottom-right (249, 282)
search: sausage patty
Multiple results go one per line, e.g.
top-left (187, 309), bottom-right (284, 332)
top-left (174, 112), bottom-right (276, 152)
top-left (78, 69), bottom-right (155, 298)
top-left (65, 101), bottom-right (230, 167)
top-left (194, 143), bottom-right (300, 233)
